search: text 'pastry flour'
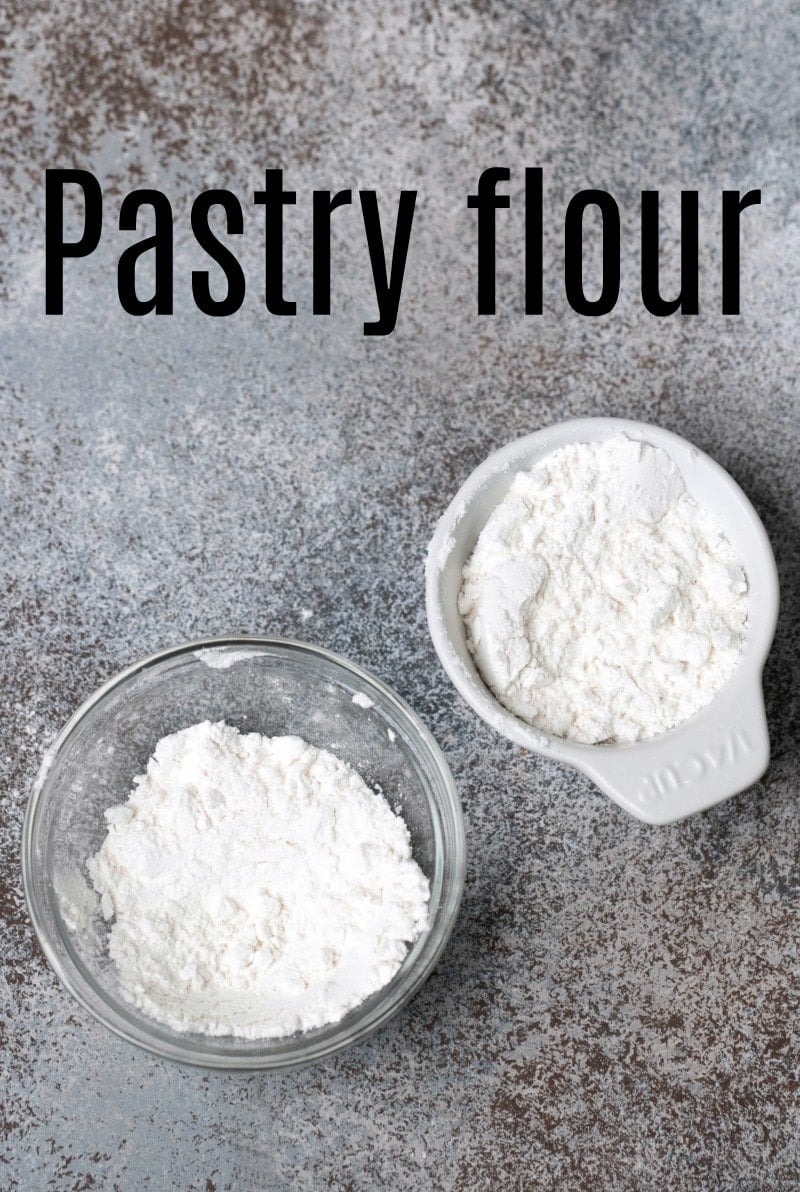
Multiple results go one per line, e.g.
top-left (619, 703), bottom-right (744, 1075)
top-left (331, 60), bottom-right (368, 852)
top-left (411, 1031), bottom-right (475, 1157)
top-left (87, 721), bottom-right (430, 1038)
top-left (459, 436), bottom-right (748, 743)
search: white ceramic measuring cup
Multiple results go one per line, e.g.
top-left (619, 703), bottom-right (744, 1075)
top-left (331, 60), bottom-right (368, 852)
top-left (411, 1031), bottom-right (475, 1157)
top-left (426, 417), bottom-right (779, 825)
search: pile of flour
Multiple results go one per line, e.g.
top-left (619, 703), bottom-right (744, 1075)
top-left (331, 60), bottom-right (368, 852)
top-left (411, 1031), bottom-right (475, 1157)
top-left (459, 436), bottom-right (748, 744)
top-left (87, 721), bottom-right (429, 1038)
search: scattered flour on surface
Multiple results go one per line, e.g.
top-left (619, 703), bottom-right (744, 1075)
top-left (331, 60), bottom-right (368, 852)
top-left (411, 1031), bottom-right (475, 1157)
top-left (87, 721), bottom-right (430, 1038)
top-left (459, 436), bottom-right (749, 744)
top-left (351, 692), bottom-right (374, 709)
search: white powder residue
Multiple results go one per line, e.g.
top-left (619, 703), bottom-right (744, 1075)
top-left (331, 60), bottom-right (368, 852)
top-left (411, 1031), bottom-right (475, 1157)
top-left (55, 870), bottom-right (100, 935)
top-left (87, 721), bottom-right (430, 1038)
top-left (194, 648), bottom-right (260, 670)
top-left (351, 692), bottom-right (374, 709)
top-left (459, 436), bottom-right (748, 744)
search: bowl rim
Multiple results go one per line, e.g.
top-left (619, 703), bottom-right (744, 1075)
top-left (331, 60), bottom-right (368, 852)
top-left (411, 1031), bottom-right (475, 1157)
top-left (426, 417), bottom-right (779, 823)
top-left (21, 635), bottom-right (466, 1071)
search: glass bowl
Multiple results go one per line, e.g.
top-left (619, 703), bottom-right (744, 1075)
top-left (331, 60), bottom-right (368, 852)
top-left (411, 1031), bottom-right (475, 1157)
top-left (22, 637), bottom-right (465, 1070)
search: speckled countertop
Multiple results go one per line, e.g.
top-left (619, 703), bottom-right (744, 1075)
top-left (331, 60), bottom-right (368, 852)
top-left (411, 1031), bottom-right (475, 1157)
top-left (2, 2), bottom-right (799, 1188)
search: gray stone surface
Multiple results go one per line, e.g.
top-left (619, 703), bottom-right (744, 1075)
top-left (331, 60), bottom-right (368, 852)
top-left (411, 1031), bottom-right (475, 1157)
top-left (2, 1), bottom-right (799, 1187)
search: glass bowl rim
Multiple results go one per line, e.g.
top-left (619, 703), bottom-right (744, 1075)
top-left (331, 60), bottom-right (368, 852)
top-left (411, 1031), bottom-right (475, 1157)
top-left (21, 635), bottom-right (466, 1071)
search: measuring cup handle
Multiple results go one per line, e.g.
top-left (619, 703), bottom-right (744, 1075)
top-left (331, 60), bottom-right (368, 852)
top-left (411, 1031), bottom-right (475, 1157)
top-left (578, 682), bottom-right (771, 824)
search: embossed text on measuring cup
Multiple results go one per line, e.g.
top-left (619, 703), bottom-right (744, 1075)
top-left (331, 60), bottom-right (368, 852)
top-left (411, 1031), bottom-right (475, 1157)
top-left (636, 729), bottom-right (754, 805)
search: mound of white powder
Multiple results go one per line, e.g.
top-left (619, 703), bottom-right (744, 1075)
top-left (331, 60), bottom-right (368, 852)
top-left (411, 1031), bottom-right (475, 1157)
top-left (459, 436), bottom-right (748, 744)
top-left (87, 721), bottom-right (430, 1038)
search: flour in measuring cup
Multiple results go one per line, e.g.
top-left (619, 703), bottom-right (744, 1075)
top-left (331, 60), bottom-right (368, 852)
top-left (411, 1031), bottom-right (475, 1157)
top-left (459, 436), bottom-right (748, 744)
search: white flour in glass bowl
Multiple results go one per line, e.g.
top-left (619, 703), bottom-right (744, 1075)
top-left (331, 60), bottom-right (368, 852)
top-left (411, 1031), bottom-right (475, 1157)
top-left (87, 721), bottom-right (430, 1039)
